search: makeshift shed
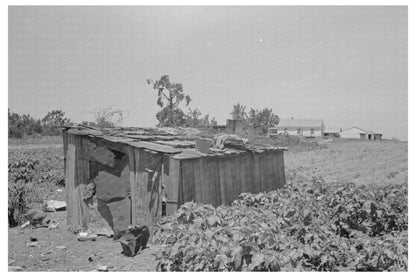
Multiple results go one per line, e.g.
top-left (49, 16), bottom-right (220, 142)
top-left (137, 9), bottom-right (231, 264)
top-left (62, 125), bottom-right (286, 238)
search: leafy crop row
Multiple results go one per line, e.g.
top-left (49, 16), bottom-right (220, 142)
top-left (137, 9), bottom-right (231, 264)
top-left (153, 178), bottom-right (407, 271)
top-left (8, 148), bottom-right (65, 186)
top-left (8, 147), bottom-right (65, 226)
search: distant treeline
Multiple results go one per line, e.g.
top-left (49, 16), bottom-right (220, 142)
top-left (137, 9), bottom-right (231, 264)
top-left (8, 109), bottom-right (71, 138)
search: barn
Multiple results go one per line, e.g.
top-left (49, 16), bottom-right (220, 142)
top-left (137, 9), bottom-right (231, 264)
top-left (341, 127), bottom-right (382, 140)
top-left (340, 126), bottom-right (368, 139)
top-left (268, 118), bottom-right (325, 137)
top-left (62, 125), bottom-right (286, 238)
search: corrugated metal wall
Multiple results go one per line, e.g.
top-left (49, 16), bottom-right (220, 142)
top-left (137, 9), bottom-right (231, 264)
top-left (176, 150), bottom-right (285, 209)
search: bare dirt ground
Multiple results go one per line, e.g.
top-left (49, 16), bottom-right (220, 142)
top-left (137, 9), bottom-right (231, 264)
top-left (8, 211), bottom-right (160, 271)
top-left (8, 138), bottom-right (408, 271)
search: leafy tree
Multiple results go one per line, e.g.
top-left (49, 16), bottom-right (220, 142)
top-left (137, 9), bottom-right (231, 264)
top-left (41, 110), bottom-right (70, 135)
top-left (247, 107), bottom-right (280, 134)
top-left (147, 75), bottom-right (191, 127)
top-left (231, 103), bottom-right (247, 121)
top-left (8, 110), bottom-right (42, 138)
top-left (8, 109), bottom-right (24, 138)
top-left (156, 107), bottom-right (186, 127)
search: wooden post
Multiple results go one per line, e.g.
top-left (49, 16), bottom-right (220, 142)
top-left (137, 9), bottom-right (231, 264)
top-left (65, 134), bottom-right (90, 231)
top-left (129, 146), bottom-right (137, 226)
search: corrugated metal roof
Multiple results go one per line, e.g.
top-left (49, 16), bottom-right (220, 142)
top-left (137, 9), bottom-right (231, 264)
top-left (274, 119), bottom-right (324, 128)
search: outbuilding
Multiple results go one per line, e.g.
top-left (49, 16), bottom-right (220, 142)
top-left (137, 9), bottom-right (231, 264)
top-left (62, 125), bottom-right (286, 238)
top-left (359, 131), bottom-right (382, 141)
top-left (340, 126), bottom-right (368, 139)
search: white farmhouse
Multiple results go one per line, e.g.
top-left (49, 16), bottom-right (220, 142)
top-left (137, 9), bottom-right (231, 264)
top-left (268, 118), bottom-right (325, 137)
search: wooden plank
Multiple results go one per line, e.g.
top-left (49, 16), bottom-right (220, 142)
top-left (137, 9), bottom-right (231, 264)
top-left (263, 151), bottom-right (274, 192)
top-left (63, 130), bottom-right (68, 176)
top-left (181, 159), bottom-right (195, 203)
top-left (229, 155), bottom-right (242, 202)
top-left (278, 151), bottom-right (286, 188)
top-left (164, 157), bottom-right (181, 215)
top-left (126, 141), bottom-right (183, 154)
top-left (239, 153), bottom-right (252, 194)
top-left (259, 152), bottom-right (268, 192)
top-left (80, 138), bottom-right (119, 167)
top-left (67, 127), bottom-right (103, 136)
top-left (78, 157), bottom-right (90, 229)
top-left (218, 156), bottom-right (232, 205)
top-left (193, 159), bottom-right (204, 203)
top-left (133, 149), bottom-right (163, 227)
top-left (149, 154), bottom-right (163, 222)
top-left (134, 149), bottom-right (151, 227)
top-left (212, 158), bottom-right (221, 207)
top-left (252, 153), bottom-right (263, 194)
top-left (65, 133), bottom-right (76, 228)
top-left (65, 134), bottom-right (90, 231)
top-left (129, 146), bottom-right (137, 226)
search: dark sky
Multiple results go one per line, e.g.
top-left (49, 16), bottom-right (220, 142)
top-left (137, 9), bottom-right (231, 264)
top-left (9, 6), bottom-right (407, 140)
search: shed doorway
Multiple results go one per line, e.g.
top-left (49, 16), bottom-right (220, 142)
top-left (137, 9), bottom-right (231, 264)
top-left (89, 153), bottom-right (132, 239)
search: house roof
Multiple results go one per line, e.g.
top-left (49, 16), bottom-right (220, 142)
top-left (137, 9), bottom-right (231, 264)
top-left (342, 126), bottom-right (382, 135)
top-left (274, 119), bottom-right (324, 128)
top-left (63, 125), bottom-right (286, 160)
top-left (342, 126), bottom-right (368, 133)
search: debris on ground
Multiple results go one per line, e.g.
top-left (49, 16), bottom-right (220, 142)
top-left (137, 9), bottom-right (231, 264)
top-left (47, 221), bottom-right (60, 230)
top-left (55, 245), bottom-right (67, 250)
top-left (9, 266), bottom-right (24, 272)
top-left (89, 227), bottom-right (113, 238)
top-left (20, 221), bottom-right (30, 228)
top-left (43, 200), bottom-right (67, 212)
top-left (97, 265), bottom-right (108, 272)
top-left (118, 225), bottom-right (150, 257)
top-left (77, 232), bottom-right (98, 242)
top-left (25, 209), bottom-right (47, 227)
top-left (29, 237), bottom-right (37, 242)
top-left (27, 241), bottom-right (38, 247)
